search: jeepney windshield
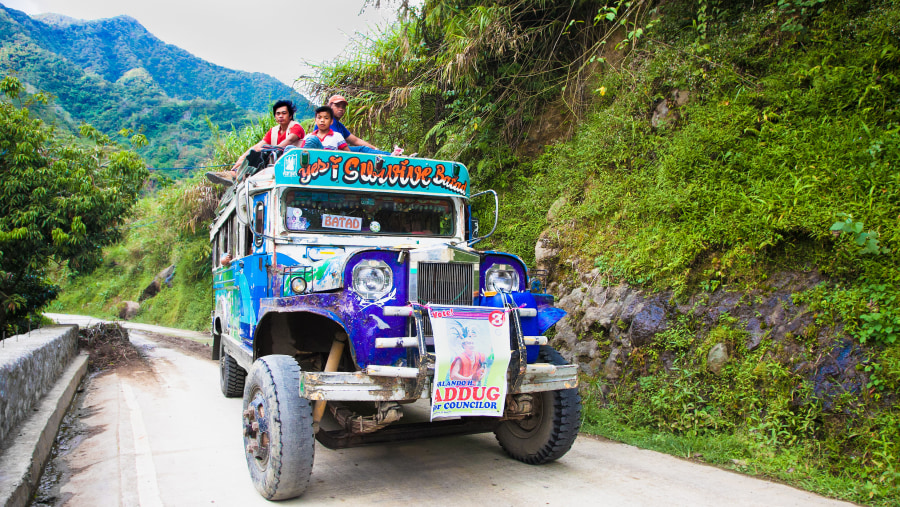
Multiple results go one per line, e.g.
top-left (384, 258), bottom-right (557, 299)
top-left (282, 188), bottom-right (455, 236)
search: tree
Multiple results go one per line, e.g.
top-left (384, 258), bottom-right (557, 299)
top-left (0, 76), bottom-right (148, 335)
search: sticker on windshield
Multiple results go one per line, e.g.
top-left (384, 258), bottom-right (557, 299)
top-left (286, 207), bottom-right (309, 230)
top-left (322, 214), bottom-right (362, 231)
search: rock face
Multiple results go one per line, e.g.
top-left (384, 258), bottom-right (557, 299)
top-left (651, 89), bottom-right (690, 128)
top-left (546, 267), bottom-right (865, 403)
top-left (118, 301), bottom-right (140, 320)
top-left (139, 264), bottom-right (175, 302)
top-left (139, 280), bottom-right (161, 302)
top-left (706, 343), bottom-right (729, 374)
top-left (534, 230), bottom-right (561, 270)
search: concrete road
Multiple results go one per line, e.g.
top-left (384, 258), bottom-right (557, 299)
top-left (45, 315), bottom-right (851, 506)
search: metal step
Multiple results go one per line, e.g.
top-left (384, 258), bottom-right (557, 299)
top-left (366, 365), bottom-right (419, 378)
top-left (374, 337), bottom-right (418, 348)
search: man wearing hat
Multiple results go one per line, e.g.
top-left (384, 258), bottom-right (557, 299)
top-left (318, 95), bottom-right (395, 155)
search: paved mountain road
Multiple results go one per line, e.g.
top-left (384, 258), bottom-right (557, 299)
top-left (44, 315), bottom-right (851, 506)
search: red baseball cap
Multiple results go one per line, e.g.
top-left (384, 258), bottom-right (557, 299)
top-left (328, 94), bottom-right (348, 106)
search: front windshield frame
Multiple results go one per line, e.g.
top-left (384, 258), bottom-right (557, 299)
top-left (280, 187), bottom-right (457, 237)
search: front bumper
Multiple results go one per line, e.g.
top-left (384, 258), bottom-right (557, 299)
top-left (301, 363), bottom-right (578, 401)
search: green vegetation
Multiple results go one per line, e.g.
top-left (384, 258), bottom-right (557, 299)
top-left (50, 119), bottom-right (273, 331)
top-left (49, 175), bottom-right (221, 332)
top-left (0, 76), bottom-right (147, 334)
top-left (311, 0), bottom-right (899, 503)
top-left (50, 0), bottom-right (899, 502)
top-left (582, 315), bottom-right (899, 504)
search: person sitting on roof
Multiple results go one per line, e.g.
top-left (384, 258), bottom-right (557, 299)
top-left (316, 95), bottom-right (402, 156)
top-left (206, 100), bottom-right (305, 185)
top-left (300, 106), bottom-right (350, 151)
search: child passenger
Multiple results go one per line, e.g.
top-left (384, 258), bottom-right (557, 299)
top-left (300, 106), bottom-right (350, 151)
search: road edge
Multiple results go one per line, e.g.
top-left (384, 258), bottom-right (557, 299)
top-left (0, 353), bottom-right (89, 507)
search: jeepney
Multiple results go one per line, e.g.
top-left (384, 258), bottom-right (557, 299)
top-left (210, 148), bottom-right (580, 500)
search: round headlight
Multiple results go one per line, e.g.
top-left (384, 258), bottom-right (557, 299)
top-left (290, 276), bottom-right (307, 294)
top-left (352, 260), bottom-right (393, 299)
top-left (485, 264), bottom-right (520, 293)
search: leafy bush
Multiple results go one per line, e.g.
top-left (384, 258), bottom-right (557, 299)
top-left (0, 76), bottom-right (147, 334)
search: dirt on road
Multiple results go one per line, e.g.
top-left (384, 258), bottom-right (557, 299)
top-left (76, 323), bottom-right (146, 372)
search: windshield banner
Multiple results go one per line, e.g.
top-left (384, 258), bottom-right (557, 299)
top-left (429, 305), bottom-right (510, 420)
top-left (274, 149), bottom-right (470, 198)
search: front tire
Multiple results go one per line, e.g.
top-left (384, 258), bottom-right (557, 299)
top-left (495, 346), bottom-right (581, 464)
top-left (242, 355), bottom-right (315, 501)
top-left (220, 349), bottom-right (246, 398)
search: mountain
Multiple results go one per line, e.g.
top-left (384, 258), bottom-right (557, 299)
top-left (1, 5), bottom-right (311, 113)
top-left (0, 4), bottom-right (314, 176)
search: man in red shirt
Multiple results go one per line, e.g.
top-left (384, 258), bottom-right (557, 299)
top-left (259, 100), bottom-right (305, 148)
top-left (207, 100), bottom-right (305, 185)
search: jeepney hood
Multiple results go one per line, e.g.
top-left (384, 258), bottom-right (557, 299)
top-left (278, 242), bottom-right (479, 293)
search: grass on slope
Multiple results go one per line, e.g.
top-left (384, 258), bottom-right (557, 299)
top-left (49, 177), bottom-right (216, 332)
top-left (477, 2), bottom-right (900, 504)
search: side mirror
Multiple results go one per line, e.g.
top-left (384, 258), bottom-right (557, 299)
top-left (467, 190), bottom-right (498, 247)
top-left (235, 183), bottom-right (250, 225)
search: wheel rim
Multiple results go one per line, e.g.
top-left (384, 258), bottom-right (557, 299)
top-left (243, 388), bottom-right (271, 470)
top-left (504, 392), bottom-right (546, 438)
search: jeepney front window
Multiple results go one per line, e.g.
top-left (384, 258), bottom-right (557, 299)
top-left (282, 189), bottom-right (455, 236)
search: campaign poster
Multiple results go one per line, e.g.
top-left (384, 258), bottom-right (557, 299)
top-left (429, 305), bottom-right (511, 420)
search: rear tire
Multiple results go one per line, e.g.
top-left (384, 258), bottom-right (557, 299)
top-left (220, 349), bottom-right (246, 398)
top-left (495, 346), bottom-right (581, 464)
top-left (242, 355), bottom-right (315, 500)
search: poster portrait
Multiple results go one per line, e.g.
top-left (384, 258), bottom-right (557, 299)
top-left (429, 305), bottom-right (511, 420)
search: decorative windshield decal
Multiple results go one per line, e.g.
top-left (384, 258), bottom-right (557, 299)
top-left (286, 207), bottom-right (309, 230)
top-left (276, 150), bottom-right (470, 197)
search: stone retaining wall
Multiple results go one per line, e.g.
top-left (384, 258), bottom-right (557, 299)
top-left (0, 326), bottom-right (78, 446)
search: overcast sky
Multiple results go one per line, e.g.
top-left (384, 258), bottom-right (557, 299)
top-left (2, 0), bottom-right (398, 97)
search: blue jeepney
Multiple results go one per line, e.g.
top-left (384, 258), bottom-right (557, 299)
top-left (209, 148), bottom-right (580, 500)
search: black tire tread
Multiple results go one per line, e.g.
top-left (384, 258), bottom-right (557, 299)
top-left (495, 345), bottom-right (582, 464)
top-left (220, 351), bottom-right (246, 398)
top-left (244, 355), bottom-right (314, 501)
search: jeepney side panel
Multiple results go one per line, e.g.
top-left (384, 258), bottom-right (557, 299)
top-left (213, 266), bottom-right (240, 339)
top-left (255, 249), bottom-right (410, 369)
top-left (234, 253), bottom-right (270, 350)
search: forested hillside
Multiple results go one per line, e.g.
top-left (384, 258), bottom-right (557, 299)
top-left (50, 0), bottom-right (899, 504)
top-left (0, 3), bottom-right (313, 175)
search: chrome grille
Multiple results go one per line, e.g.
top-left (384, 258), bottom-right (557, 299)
top-left (416, 262), bottom-right (474, 306)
